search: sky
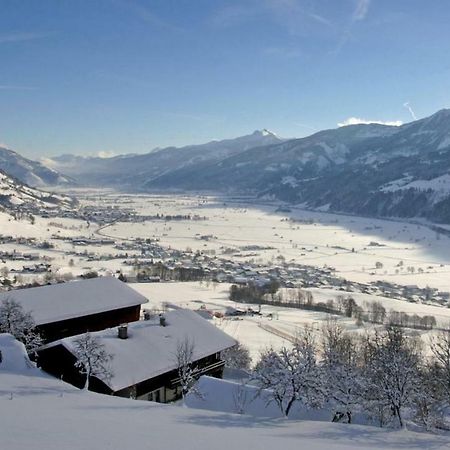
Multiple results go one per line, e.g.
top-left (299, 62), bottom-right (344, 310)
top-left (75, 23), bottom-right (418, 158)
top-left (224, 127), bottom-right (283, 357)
top-left (1, 0), bottom-right (450, 158)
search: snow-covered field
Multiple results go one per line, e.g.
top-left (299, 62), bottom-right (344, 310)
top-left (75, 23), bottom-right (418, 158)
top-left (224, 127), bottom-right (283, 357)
top-left (2, 191), bottom-right (450, 291)
top-left (3, 191), bottom-right (450, 448)
top-left (131, 281), bottom-right (450, 362)
top-left (96, 193), bottom-right (450, 291)
top-left (2, 191), bottom-right (450, 356)
top-left (1, 334), bottom-right (448, 450)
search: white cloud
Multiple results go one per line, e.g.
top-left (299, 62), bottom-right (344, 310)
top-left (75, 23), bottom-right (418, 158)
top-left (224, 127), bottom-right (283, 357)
top-left (353, 0), bottom-right (371, 21)
top-left (97, 151), bottom-right (116, 159)
top-left (338, 117), bottom-right (403, 127)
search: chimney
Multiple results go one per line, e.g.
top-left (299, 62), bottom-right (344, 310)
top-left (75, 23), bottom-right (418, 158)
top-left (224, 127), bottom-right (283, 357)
top-left (118, 324), bottom-right (128, 339)
top-left (159, 314), bottom-right (166, 327)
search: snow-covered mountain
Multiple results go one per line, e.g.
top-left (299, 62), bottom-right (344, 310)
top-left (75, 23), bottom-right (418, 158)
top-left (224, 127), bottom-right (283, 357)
top-left (27, 108), bottom-right (450, 223)
top-left (144, 122), bottom-right (398, 191)
top-left (142, 109), bottom-right (450, 223)
top-left (46, 129), bottom-right (283, 187)
top-left (0, 170), bottom-right (75, 211)
top-left (0, 146), bottom-right (72, 187)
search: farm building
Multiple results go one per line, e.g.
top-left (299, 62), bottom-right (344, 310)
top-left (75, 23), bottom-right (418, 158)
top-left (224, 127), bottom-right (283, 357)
top-left (0, 277), bottom-right (148, 342)
top-left (37, 309), bottom-right (236, 403)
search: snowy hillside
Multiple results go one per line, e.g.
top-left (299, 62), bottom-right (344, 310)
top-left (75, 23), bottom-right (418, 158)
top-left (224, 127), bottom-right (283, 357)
top-left (0, 170), bottom-right (75, 211)
top-left (0, 333), bottom-right (447, 450)
top-left (0, 146), bottom-right (72, 187)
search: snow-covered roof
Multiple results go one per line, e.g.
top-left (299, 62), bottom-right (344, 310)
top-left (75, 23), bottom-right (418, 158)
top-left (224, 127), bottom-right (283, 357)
top-left (0, 277), bottom-right (148, 326)
top-left (52, 309), bottom-right (236, 392)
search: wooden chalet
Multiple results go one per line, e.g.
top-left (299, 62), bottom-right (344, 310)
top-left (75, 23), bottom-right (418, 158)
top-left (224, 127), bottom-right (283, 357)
top-left (37, 309), bottom-right (236, 403)
top-left (0, 277), bottom-right (148, 343)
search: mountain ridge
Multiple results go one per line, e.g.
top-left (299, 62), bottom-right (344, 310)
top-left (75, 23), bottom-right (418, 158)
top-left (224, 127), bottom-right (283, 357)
top-left (0, 169), bottom-right (76, 212)
top-left (0, 146), bottom-right (73, 187)
top-left (140, 109), bottom-right (450, 222)
top-left (5, 110), bottom-right (450, 222)
top-left (45, 129), bottom-right (283, 186)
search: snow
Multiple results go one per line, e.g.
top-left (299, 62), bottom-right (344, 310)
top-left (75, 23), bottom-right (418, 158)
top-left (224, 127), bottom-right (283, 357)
top-left (185, 375), bottom-right (362, 423)
top-left (3, 190), bottom-right (450, 292)
top-left (260, 128), bottom-right (279, 138)
top-left (0, 171), bottom-right (72, 208)
top-left (0, 334), bottom-right (35, 372)
top-left (317, 142), bottom-right (348, 164)
top-left (438, 135), bottom-right (450, 150)
top-left (130, 281), bottom-right (450, 361)
top-left (1, 333), bottom-right (448, 450)
top-left (381, 174), bottom-right (450, 198)
top-left (50, 309), bottom-right (236, 392)
top-left (0, 277), bottom-right (148, 326)
top-left (186, 375), bottom-right (289, 418)
top-left (281, 176), bottom-right (298, 187)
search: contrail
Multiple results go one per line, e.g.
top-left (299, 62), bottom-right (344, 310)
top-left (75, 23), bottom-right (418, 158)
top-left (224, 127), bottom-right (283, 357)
top-left (403, 102), bottom-right (417, 120)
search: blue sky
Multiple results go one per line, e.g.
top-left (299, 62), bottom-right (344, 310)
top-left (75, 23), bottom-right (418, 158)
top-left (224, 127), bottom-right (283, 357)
top-left (1, 0), bottom-right (450, 157)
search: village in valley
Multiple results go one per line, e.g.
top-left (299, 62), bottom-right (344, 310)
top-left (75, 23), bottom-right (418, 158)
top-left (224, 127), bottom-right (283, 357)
top-left (2, 189), bottom-right (450, 446)
top-left (3, 2), bottom-right (450, 448)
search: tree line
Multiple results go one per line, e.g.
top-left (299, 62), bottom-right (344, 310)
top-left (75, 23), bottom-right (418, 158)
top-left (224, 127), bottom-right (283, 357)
top-left (231, 320), bottom-right (450, 430)
top-left (229, 284), bottom-right (437, 330)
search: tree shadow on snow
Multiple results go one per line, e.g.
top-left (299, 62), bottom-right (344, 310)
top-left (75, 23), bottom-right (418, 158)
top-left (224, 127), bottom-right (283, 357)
top-left (282, 423), bottom-right (450, 449)
top-left (178, 412), bottom-right (286, 429)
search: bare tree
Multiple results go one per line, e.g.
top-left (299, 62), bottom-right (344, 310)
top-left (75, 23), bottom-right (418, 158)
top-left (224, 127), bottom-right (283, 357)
top-left (321, 319), bottom-right (362, 423)
top-left (72, 332), bottom-right (114, 390)
top-left (222, 341), bottom-right (252, 371)
top-left (430, 329), bottom-right (450, 402)
top-left (232, 380), bottom-right (252, 414)
top-left (253, 326), bottom-right (323, 417)
top-left (175, 336), bottom-right (201, 404)
top-left (362, 326), bottom-right (421, 428)
top-left (413, 362), bottom-right (445, 430)
top-left (0, 297), bottom-right (42, 352)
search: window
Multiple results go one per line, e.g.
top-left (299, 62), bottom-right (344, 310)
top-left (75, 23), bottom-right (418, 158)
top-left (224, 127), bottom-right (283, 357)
top-left (147, 388), bottom-right (164, 403)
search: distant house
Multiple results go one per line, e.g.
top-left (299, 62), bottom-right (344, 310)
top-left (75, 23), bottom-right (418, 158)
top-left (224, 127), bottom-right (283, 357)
top-left (0, 277), bottom-right (148, 343)
top-left (37, 309), bottom-right (236, 403)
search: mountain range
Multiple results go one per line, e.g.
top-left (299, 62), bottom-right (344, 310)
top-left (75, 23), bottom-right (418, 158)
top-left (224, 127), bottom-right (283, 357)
top-left (2, 110), bottom-right (450, 223)
top-left (44, 129), bottom-right (281, 187)
top-left (0, 146), bottom-right (72, 187)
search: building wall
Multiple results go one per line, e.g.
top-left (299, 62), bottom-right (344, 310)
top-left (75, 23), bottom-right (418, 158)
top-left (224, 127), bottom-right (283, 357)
top-left (37, 305), bottom-right (141, 343)
top-left (38, 344), bottom-right (227, 403)
top-left (114, 353), bottom-right (226, 403)
top-left (37, 345), bottom-right (113, 393)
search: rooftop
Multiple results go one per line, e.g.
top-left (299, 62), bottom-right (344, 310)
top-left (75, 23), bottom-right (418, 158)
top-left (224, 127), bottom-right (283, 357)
top-left (0, 277), bottom-right (148, 325)
top-left (49, 308), bottom-right (236, 391)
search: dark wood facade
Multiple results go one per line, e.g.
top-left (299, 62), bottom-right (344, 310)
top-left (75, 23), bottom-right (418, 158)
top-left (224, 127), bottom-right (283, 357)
top-left (37, 305), bottom-right (141, 343)
top-left (37, 345), bottom-right (225, 403)
top-left (114, 353), bottom-right (226, 402)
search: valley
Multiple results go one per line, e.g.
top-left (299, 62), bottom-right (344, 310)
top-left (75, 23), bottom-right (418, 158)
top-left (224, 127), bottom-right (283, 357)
top-left (2, 189), bottom-right (450, 362)
top-left (3, 2), bottom-right (450, 446)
